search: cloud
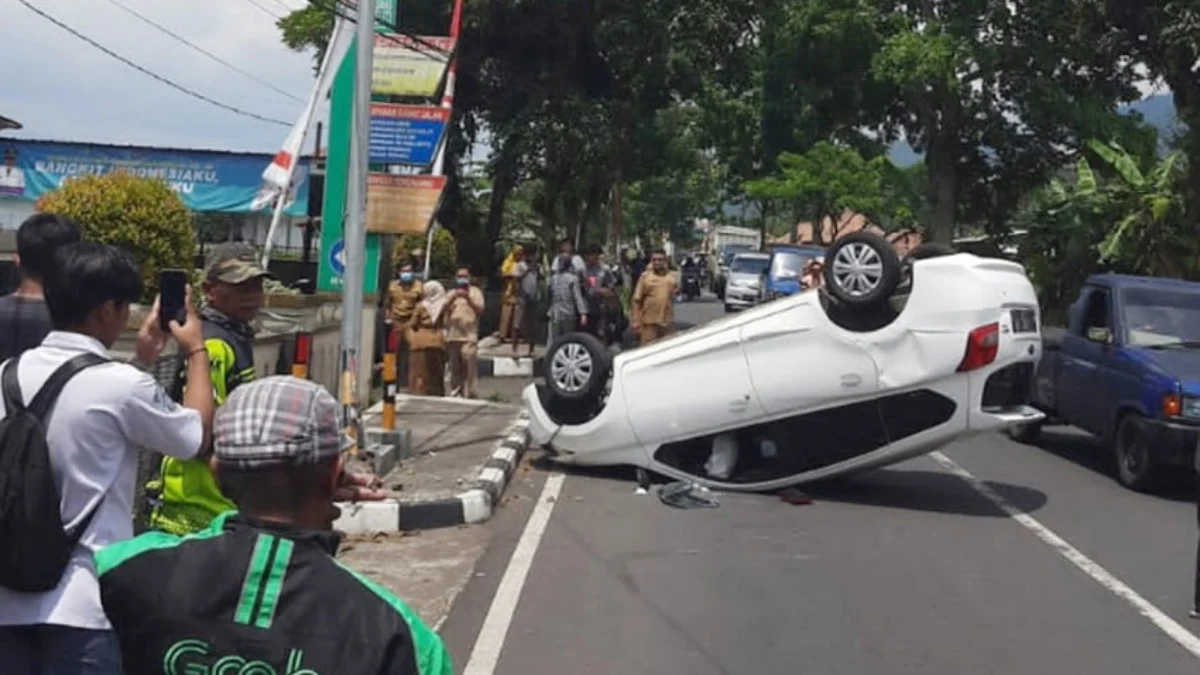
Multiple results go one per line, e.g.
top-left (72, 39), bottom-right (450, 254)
top-left (0, 0), bottom-right (320, 152)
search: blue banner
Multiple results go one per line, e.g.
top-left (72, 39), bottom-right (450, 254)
top-left (369, 104), bottom-right (448, 166)
top-left (0, 140), bottom-right (310, 216)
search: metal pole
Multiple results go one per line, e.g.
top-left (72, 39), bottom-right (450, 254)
top-left (340, 0), bottom-right (374, 435)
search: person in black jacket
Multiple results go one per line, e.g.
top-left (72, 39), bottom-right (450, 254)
top-left (95, 376), bottom-right (452, 675)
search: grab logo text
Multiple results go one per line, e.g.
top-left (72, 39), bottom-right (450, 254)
top-left (163, 639), bottom-right (319, 675)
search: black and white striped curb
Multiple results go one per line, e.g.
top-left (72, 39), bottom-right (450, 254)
top-left (334, 411), bottom-right (532, 533)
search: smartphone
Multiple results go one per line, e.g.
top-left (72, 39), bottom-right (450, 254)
top-left (158, 268), bottom-right (188, 333)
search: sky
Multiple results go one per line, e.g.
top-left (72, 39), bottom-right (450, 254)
top-left (0, 0), bottom-right (320, 153)
top-left (0, 0), bottom-right (1174, 158)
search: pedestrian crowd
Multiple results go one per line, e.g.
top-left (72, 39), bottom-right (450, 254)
top-left (0, 213), bottom-right (451, 674)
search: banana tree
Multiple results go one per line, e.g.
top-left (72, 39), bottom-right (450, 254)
top-left (1088, 139), bottom-right (1191, 278)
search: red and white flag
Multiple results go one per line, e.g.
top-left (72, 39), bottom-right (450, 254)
top-left (251, 13), bottom-right (355, 211)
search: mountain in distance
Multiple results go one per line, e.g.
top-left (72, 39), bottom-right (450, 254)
top-left (887, 93), bottom-right (1180, 167)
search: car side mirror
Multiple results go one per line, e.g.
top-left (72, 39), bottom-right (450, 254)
top-left (1085, 327), bottom-right (1112, 344)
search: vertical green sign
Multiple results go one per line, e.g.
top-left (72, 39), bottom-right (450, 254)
top-left (316, 38), bottom-right (383, 294)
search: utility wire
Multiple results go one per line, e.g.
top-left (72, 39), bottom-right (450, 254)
top-left (98, 0), bottom-right (305, 103)
top-left (14, 0), bottom-right (290, 126)
top-left (242, 0), bottom-right (284, 20)
top-left (266, 0), bottom-right (301, 13)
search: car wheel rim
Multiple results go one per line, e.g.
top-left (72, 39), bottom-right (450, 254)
top-left (832, 242), bottom-right (884, 297)
top-left (1119, 424), bottom-right (1147, 478)
top-left (550, 343), bottom-right (593, 393)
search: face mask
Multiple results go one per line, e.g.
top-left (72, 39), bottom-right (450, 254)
top-left (455, 277), bottom-right (469, 287)
top-left (400, 272), bottom-right (414, 283)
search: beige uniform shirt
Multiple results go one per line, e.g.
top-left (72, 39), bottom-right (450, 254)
top-left (634, 271), bottom-right (677, 327)
top-left (445, 286), bottom-right (485, 343)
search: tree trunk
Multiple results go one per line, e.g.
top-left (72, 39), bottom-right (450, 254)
top-left (610, 170), bottom-right (624, 252)
top-left (924, 135), bottom-right (959, 244)
top-left (483, 136), bottom-right (521, 279)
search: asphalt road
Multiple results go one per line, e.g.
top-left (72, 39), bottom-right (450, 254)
top-left (441, 294), bottom-right (1200, 674)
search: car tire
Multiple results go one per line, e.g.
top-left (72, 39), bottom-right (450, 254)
top-left (823, 231), bottom-right (902, 307)
top-left (1114, 413), bottom-right (1158, 492)
top-left (543, 332), bottom-right (611, 403)
top-left (724, 303), bottom-right (733, 313)
top-left (1005, 421), bottom-right (1042, 444)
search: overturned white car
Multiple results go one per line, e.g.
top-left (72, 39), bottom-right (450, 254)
top-left (522, 233), bottom-right (1045, 491)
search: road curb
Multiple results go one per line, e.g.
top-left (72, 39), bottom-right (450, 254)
top-left (334, 411), bottom-right (531, 533)
top-left (477, 355), bottom-right (539, 378)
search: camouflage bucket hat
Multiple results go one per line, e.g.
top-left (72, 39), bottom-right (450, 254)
top-left (204, 242), bottom-right (274, 285)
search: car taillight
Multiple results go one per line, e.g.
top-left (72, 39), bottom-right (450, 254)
top-left (957, 322), bottom-right (1000, 372)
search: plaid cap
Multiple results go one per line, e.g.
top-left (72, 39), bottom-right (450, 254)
top-left (204, 242), bottom-right (273, 284)
top-left (214, 376), bottom-right (352, 469)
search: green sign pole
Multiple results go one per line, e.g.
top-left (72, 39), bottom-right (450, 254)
top-left (316, 38), bottom-right (382, 294)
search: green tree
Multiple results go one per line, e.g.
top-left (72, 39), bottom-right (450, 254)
top-left (744, 141), bottom-right (898, 244)
top-left (36, 173), bottom-right (197, 303)
top-left (1089, 140), bottom-right (1191, 277)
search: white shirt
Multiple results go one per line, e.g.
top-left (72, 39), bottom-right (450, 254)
top-left (0, 166), bottom-right (25, 197)
top-left (0, 331), bottom-right (204, 629)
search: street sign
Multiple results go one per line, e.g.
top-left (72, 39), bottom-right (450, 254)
top-left (317, 41), bottom-right (382, 294)
top-left (330, 239), bottom-right (346, 276)
top-left (369, 104), bottom-right (449, 165)
top-left (375, 0), bottom-right (396, 26)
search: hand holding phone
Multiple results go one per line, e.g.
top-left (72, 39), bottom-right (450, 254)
top-left (158, 269), bottom-right (188, 333)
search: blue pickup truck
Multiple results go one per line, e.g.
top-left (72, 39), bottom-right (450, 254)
top-left (1015, 274), bottom-right (1200, 490)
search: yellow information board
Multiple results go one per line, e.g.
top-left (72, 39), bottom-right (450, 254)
top-left (372, 35), bottom-right (456, 97)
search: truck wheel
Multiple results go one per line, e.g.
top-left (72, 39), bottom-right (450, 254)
top-left (544, 332), bottom-right (611, 404)
top-left (1005, 421), bottom-right (1042, 444)
top-left (1114, 413), bottom-right (1158, 492)
top-left (823, 232), bottom-right (902, 307)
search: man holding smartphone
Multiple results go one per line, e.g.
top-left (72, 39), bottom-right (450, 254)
top-left (149, 243), bottom-right (269, 536)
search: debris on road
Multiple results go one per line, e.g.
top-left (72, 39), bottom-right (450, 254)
top-left (658, 481), bottom-right (721, 509)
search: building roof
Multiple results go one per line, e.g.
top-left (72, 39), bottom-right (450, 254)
top-left (0, 115), bottom-right (22, 132)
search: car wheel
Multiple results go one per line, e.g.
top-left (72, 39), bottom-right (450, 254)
top-left (823, 232), bottom-right (902, 307)
top-left (544, 332), bottom-right (611, 403)
top-left (1005, 421), bottom-right (1042, 444)
top-left (724, 303), bottom-right (733, 313)
top-left (1114, 413), bottom-right (1158, 492)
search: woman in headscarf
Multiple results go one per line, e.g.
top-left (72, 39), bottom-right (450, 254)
top-left (407, 280), bottom-right (448, 396)
top-left (495, 245), bottom-right (524, 342)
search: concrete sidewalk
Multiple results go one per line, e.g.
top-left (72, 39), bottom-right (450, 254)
top-left (334, 393), bottom-right (531, 534)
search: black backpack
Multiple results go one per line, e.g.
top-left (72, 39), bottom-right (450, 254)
top-left (0, 352), bottom-right (108, 592)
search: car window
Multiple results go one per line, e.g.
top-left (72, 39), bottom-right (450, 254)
top-left (770, 251), bottom-right (811, 278)
top-left (731, 256), bottom-right (769, 274)
top-left (1123, 287), bottom-right (1200, 347)
top-left (1073, 287), bottom-right (1111, 340)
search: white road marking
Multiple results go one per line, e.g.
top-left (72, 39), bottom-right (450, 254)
top-left (930, 451), bottom-right (1200, 659)
top-left (462, 472), bottom-right (566, 675)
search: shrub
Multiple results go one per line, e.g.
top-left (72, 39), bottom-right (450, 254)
top-left (36, 172), bottom-right (197, 303)
top-left (393, 228), bottom-right (458, 280)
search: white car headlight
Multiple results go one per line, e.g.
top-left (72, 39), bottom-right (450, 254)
top-left (1181, 396), bottom-right (1200, 419)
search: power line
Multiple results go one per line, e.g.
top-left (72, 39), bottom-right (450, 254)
top-left (266, 0), bottom-right (300, 13)
top-left (14, 0), bottom-right (290, 126)
top-left (241, 0), bottom-right (283, 20)
top-left (97, 0), bottom-right (305, 103)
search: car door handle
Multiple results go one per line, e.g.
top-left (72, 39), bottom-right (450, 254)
top-left (729, 395), bottom-right (750, 412)
top-left (841, 373), bottom-right (862, 387)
